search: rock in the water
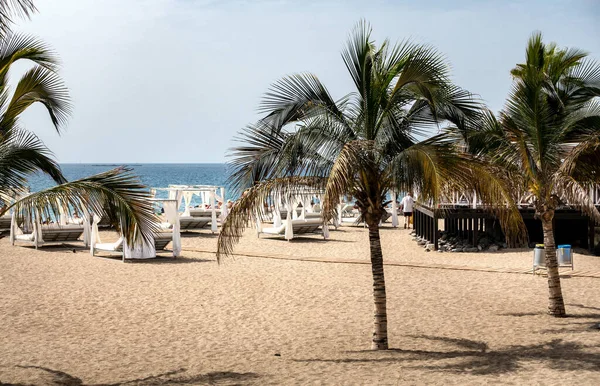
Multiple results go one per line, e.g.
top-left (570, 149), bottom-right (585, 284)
top-left (488, 244), bottom-right (499, 252)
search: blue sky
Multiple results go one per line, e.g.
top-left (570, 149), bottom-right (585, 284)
top-left (14, 0), bottom-right (600, 163)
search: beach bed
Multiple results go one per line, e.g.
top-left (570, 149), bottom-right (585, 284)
top-left (12, 224), bottom-right (86, 249)
top-left (179, 216), bottom-right (211, 231)
top-left (259, 218), bottom-right (326, 240)
top-left (0, 214), bottom-right (11, 232)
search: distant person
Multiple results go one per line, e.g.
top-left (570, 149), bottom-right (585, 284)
top-left (226, 200), bottom-right (233, 210)
top-left (400, 193), bottom-right (414, 229)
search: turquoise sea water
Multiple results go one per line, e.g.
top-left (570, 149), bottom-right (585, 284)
top-left (28, 163), bottom-right (234, 201)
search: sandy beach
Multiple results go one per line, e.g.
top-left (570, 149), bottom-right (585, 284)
top-left (1, 224), bottom-right (600, 385)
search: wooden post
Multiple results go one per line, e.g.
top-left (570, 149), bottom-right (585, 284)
top-left (433, 211), bottom-right (439, 250)
top-left (467, 218), bottom-right (472, 244)
top-left (589, 218), bottom-right (595, 252)
top-left (415, 209), bottom-right (419, 236)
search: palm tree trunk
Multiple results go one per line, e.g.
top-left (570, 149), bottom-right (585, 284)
top-left (367, 221), bottom-right (388, 349)
top-left (541, 211), bottom-right (566, 317)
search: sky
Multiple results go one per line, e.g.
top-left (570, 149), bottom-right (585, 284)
top-left (12, 0), bottom-right (600, 163)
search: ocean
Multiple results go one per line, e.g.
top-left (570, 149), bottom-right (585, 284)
top-left (28, 163), bottom-right (234, 202)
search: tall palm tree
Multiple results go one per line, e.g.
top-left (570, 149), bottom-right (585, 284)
top-left (0, 28), bottom-right (156, 243)
top-left (217, 21), bottom-right (524, 349)
top-left (468, 32), bottom-right (600, 317)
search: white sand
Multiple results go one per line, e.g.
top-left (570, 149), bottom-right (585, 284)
top-left (1, 224), bottom-right (600, 385)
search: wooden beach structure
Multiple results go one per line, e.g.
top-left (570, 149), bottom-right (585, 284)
top-left (413, 188), bottom-right (600, 251)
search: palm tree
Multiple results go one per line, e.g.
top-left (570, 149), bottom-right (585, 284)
top-left (468, 32), bottom-right (600, 317)
top-left (0, 28), bottom-right (156, 243)
top-left (217, 21), bottom-right (524, 349)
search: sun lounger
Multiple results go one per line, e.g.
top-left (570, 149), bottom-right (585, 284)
top-left (12, 224), bottom-right (85, 248)
top-left (179, 216), bottom-right (210, 231)
top-left (91, 236), bottom-right (124, 256)
top-left (154, 231), bottom-right (173, 251)
top-left (92, 231), bottom-right (173, 258)
top-left (260, 218), bottom-right (325, 239)
top-left (189, 208), bottom-right (222, 218)
top-left (0, 214), bottom-right (11, 232)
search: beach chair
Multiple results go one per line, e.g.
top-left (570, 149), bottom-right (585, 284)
top-left (90, 217), bottom-right (177, 260)
top-left (304, 212), bottom-right (322, 220)
top-left (179, 215), bottom-right (210, 231)
top-left (91, 236), bottom-right (124, 256)
top-left (189, 208), bottom-right (222, 218)
top-left (12, 223), bottom-right (86, 249)
top-left (188, 207), bottom-right (221, 233)
top-left (381, 211), bottom-right (392, 223)
top-left (0, 214), bottom-right (11, 232)
top-left (260, 218), bottom-right (326, 240)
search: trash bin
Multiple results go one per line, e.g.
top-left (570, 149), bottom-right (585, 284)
top-left (534, 244), bottom-right (545, 268)
top-left (557, 244), bottom-right (572, 265)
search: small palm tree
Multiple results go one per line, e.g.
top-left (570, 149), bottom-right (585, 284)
top-left (468, 32), bottom-right (600, 317)
top-left (0, 26), bottom-right (156, 243)
top-left (217, 22), bottom-right (524, 349)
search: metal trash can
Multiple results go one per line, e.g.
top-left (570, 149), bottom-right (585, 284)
top-left (557, 244), bottom-right (573, 267)
top-left (533, 244), bottom-right (545, 270)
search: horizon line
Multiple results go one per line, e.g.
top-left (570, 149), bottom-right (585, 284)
top-left (59, 162), bottom-right (228, 164)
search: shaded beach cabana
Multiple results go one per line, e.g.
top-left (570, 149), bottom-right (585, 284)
top-left (90, 198), bottom-right (181, 261)
top-left (9, 199), bottom-right (90, 249)
top-left (152, 185), bottom-right (227, 233)
top-left (257, 189), bottom-right (330, 240)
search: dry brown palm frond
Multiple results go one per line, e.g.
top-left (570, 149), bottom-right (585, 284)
top-left (558, 134), bottom-right (600, 181)
top-left (321, 140), bottom-right (375, 223)
top-left (467, 161), bottom-right (529, 247)
top-left (553, 172), bottom-right (600, 224)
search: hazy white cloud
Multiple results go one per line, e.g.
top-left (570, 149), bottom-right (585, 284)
top-left (10, 0), bottom-right (600, 163)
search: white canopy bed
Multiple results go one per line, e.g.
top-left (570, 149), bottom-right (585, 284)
top-left (151, 185), bottom-right (227, 234)
top-left (10, 201), bottom-right (89, 249)
top-left (89, 198), bottom-right (181, 261)
top-left (256, 189), bottom-right (330, 241)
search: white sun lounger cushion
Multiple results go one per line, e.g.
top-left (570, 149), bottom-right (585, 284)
top-left (94, 237), bottom-right (124, 252)
top-left (262, 224), bottom-right (287, 235)
top-left (15, 233), bottom-right (35, 241)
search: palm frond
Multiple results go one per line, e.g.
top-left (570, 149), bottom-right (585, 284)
top-left (0, 128), bottom-right (65, 195)
top-left (341, 19), bottom-right (374, 97)
top-left (0, 0), bottom-right (36, 37)
top-left (553, 172), bottom-right (600, 224)
top-left (259, 73), bottom-right (350, 134)
top-left (0, 32), bottom-right (58, 78)
top-left (322, 140), bottom-right (376, 223)
top-left (1, 66), bottom-right (71, 134)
